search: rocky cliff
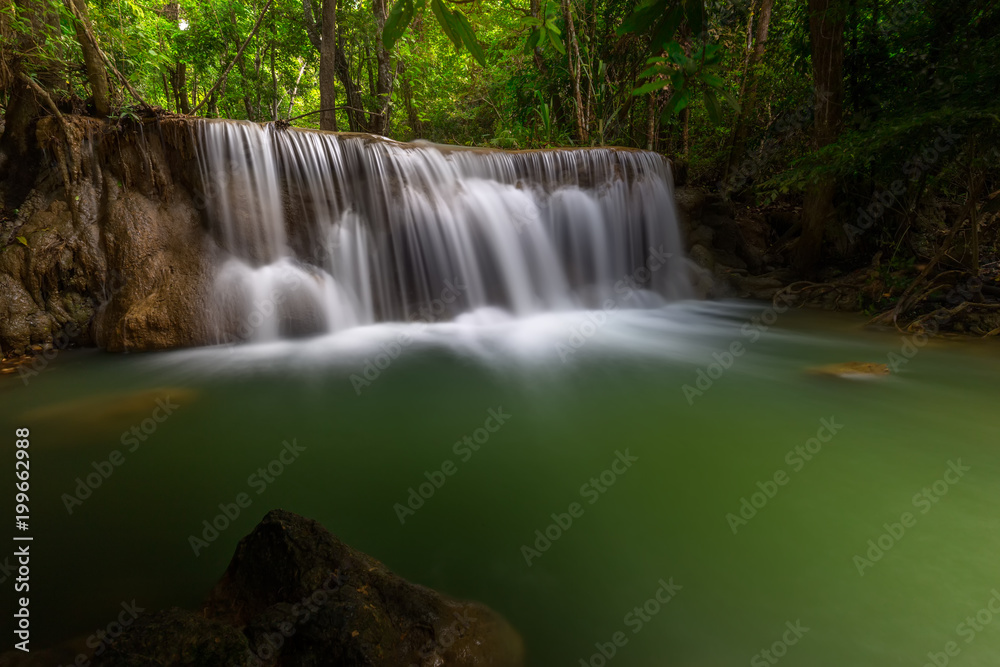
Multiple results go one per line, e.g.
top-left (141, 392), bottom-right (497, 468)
top-left (0, 115), bottom-right (212, 356)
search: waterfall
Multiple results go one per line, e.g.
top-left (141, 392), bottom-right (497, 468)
top-left (195, 119), bottom-right (691, 344)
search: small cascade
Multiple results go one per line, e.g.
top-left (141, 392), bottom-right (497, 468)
top-left (195, 120), bottom-right (691, 343)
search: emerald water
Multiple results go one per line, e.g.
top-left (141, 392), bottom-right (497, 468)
top-left (4, 302), bottom-right (1000, 665)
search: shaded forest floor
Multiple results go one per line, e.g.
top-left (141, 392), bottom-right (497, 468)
top-left (694, 187), bottom-right (1000, 338)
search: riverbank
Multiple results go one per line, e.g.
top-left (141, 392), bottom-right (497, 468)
top-left (676, 187), bottom-right (1000, 337)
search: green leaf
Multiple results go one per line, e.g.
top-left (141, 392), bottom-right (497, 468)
top-left (431, 0), bottom-right (462, 49)
top-left (718, 88), bottom-right (741, 112)
top-left (633, 78), bottom-right (669, 96)
top-left (547, 28), bottom-right (566, 54)
top-left (659, 88), bottom-right (689, 119)
top-left (650, 5), bottom-right (683, 50)
top-left (702, 73), bottom-right (724, 87)
top-left (382, 0), bottom-right (414, 50)
top-left (16, 236), bottom-right (27, 247)
top-left (451, 9), bottom-right (486, 66)
top-left (618, 0), bottom-right (669, 36)
top-left (703, 89), bottom-right (722, 124)
top-left (684, 0), bottom-right (704, 36)
top-left (524, 28), bottom-right (542, 54)
top-left (665, 41), bottom-right (685, 65)
top-left (637, 63), bottom-right (664, 80)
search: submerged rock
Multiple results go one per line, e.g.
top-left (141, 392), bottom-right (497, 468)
top-left (807, 361), bottom-right (891, 379)
top-left (96, 510), bottom-right (524, 667)
top-left (21, 387), bottom-right (197, 442)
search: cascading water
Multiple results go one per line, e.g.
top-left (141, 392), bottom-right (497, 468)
top-left (195, 119), bottom-right (691, 343)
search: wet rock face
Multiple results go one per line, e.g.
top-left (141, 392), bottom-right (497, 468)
top-left (97, 510), bottom-right (525, 667)
top-left (0, 116), bottom-right (211, 356)
top-left (94, 184), bottom-right (210, 351)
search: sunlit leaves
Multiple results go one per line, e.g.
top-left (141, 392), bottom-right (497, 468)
top-left (382, 0), bottom-right (414, 50)
top-left (633, 78), bottom-right (669, 96)
top-left (384, 0), bottom-right (486, 66)
top-left (450, 7), bottom-right (487, 65)
top-left (521, 0), bottom-right (564, 55)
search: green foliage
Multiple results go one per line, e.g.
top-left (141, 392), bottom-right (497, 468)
top-left (383, 0), bottom-right (486, 65)
top-left (522, 0), bottom-right (564, 55)
top-left (636, 40), bottom-right (738, 125)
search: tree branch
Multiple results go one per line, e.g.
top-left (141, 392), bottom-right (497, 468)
top-left (301, 0), bottom-right (323, 50)
top-left (18, 73), bottom-right (65, 124)
top-left (64, 0), bottom-right (151, 109)
top-left (285, 105), bottom-right (380, 123)
top-left (191, 0), bottom-right (275, 115)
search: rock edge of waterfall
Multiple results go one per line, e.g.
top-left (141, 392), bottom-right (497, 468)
top-left (0, 115), bottom-right (213, 356)
top-left (3, 509), bottom-right (525, 666)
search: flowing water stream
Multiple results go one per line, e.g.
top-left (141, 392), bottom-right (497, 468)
top-left (3, 123), bottom-right (999, 665)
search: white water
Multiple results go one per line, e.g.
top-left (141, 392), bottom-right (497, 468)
top-left (195, 120), bottom-right (692, 344)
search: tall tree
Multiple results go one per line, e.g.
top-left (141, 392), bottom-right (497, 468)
top-left (562, 0), bottom-right (588, 143)
top-left (371, 0), bottom-right (393, 135)
top-left (726, 0), bottom-right (775, 175)
top-left (67, 0), bottom-right (111, 116)
top-left (303, 0), bottom-right (338, 130)
top-left (795, 0), bottom-right (845, 272)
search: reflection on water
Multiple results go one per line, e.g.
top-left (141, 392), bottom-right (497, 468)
top-left (3, 301), bottom-right (1000, 666)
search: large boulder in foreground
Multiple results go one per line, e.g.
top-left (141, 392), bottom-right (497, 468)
top-left (97, 510), bottom-right (524, 667)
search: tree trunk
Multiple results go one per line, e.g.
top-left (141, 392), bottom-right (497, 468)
top-left (319, 0), bottom-right (338, 129)
top-left (646, 93), bottom-right (656, 150)
top-left (335, 39), bottom-right (367, 131)
top-left (371, 0), bottom-right (393, 135)
top-left (399, 63), bottom-right (420, 139)
top-left (726, 0), bottom-right (774, 176)
top-left (304, 0), bottom-right (342, 130)
top-left (68, 0), bottom-right (110, 116)
top-left (562, 0), bottom-right (587, 144)
top-left (528, 0), bottom-right (547, 73)
top-left (796, 0), bottom-right (846, 273)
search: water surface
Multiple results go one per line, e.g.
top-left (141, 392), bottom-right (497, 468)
top-left (3, 302), bottom-right (1000, 666)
